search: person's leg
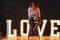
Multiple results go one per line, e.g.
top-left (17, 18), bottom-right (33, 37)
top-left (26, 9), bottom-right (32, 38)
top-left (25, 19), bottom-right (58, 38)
top-left (34, 20), bottom-right (40, 40)
top-left (28, 17), bottom-right (34, 40)
top-left (29, 17), bottom-right (34, 36)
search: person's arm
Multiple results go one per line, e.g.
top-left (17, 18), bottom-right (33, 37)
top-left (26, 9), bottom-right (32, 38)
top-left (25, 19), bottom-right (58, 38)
top-left (28, 7), bottom-right (31, 20)
top-left (38, 7), bottom-right (41, 18)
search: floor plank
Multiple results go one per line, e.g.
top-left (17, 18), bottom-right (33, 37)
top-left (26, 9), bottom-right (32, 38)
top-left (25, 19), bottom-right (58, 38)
top-left (0, 36), bottom-right (60, 40)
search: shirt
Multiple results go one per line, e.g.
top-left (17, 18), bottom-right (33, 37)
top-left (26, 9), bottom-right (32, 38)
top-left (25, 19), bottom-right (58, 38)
top-left (28, 7), bottom-right (41, 20)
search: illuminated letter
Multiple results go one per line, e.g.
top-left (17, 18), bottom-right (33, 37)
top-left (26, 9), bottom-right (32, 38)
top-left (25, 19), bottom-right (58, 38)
top-left (20, 20), bottom-right (30, 36)
top-left (38, 20), bottom-right (47, 36)
top-left (6, 20), bottom-right (17, 37)
top-left (50, 20), bottom-right (60, 37)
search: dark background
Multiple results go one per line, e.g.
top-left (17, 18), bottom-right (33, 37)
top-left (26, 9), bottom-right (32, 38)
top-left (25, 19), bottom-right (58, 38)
top-left (0, 0), bottom-right (60, 36)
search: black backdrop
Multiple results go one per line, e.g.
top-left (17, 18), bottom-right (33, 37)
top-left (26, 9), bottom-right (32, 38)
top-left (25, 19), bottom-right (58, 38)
top-left (0, 0), bottom-right (60, 36)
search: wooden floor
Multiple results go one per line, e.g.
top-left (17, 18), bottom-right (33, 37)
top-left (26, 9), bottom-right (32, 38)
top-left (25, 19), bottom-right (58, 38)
top-left (0, 36), bottom-right (60, 40)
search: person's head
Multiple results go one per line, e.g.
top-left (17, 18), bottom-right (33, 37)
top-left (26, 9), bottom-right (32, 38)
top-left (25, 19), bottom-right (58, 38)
top-left (29, 2), bottom-right (37, 8)
top-left (31, 2), bottom-right (36, 9)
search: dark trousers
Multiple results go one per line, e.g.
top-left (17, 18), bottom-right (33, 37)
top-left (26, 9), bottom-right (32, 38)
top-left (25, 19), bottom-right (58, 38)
top-left (29, 17), bottom-right (40, 36)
